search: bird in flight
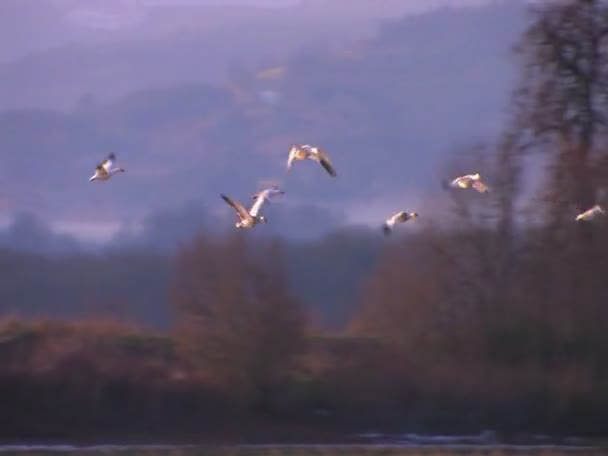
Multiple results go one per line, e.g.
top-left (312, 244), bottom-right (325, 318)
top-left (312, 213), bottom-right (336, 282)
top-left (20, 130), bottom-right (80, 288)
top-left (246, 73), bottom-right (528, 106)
top-left (382, 210), bottom-right (419, 236)
top-left (89, 153), bottom-right (126, 182)
top-left (221, 186), bottom-right (284, 229)
top-left (575, 204), bottom-right (605, 222)
top-left (287, 144), bottom-right (337, 177)
top-left (446, 172), bottom-right (489, 193)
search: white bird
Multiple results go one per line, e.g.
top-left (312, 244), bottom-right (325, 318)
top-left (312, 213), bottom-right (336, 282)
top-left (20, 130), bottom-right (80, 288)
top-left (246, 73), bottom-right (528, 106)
top-left (575, 204), bottom-right (605, 222)
top-left (382, 210), bottom-right (419, 236)
top-left (448, 173), bottom-right (489, 193)
top-left (287, 144), bottom-right (337, 177)
top-left (221, 186), bottom-right (284, 229)
top-left (89, 153), bottom-right (125, 182)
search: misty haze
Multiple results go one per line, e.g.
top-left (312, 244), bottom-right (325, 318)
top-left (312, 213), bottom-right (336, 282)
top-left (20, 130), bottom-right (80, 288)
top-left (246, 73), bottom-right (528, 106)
top-left (1, 0), bottom-right (607, 454)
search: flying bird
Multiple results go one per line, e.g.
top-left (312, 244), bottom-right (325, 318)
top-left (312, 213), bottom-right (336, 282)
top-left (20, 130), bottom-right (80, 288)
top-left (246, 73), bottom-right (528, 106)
top-left (89, 153), bottom-right (126, 182)
top-left (447, 173), bottom-right (489, 193)
top-left (287, 144), bottom-right (337, 177)
top-left (575, 204), bottom-right (605, 222)
top-left (221, 186), bottom-right (284, 229)
top-left (382, 210), bottom-right (419, 236)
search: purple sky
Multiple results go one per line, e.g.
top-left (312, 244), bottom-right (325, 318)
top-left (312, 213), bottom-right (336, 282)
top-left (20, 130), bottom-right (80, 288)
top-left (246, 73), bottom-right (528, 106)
top-left (0, 0), bottom-right (531, 244)
top-left (1, 0), bottom-right (517, 63)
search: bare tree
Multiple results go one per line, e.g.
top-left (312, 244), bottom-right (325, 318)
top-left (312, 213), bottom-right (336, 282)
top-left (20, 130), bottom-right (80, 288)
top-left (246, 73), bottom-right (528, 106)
top-left (505, 1), bottom-right (608, 356)
top-left (171, 233), bottom-right (306, 407)
top-left (515, 0), bottom-right (608, 224)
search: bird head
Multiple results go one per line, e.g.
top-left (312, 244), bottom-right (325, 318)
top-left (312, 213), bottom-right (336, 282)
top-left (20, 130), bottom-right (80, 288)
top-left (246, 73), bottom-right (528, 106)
top-left (411, 212), bottom-right (419, 218)
top-left (259, 216), bottom-right (267, 223)
top-left (472, 173), bottom-right (481, 180)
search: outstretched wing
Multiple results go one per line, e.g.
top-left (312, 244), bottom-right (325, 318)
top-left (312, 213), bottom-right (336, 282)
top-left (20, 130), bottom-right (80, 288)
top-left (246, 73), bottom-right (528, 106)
top-left (576, 206), bottom-right (594, 221)
top-left (287, 147), bottom-right (298, 170)
top-left (221, 194), bottom-right (250, 220)
top-left (249, 193), bottom-right (269, 217)
top-left (312, 148), bottom-right (337, 177)
top-left (249, 187), bottom-right (283, 217)
top-left (102, 153), bottom-right (116, 172)
top-left (472, 180), bottom-right (489, 193)
top-left (252, 185), bottom-right (284, 200)
top-left (319, 158), bottom-right (337, 177)
top-left (451, 176), bottom-right (469, 188)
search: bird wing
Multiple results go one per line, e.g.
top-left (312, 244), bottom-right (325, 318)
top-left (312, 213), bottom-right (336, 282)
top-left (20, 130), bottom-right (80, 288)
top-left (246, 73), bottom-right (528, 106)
top-left (382, 224), bottom-right (392, 236)
top-left (319, 157), bottom-right (337, 177)
top-left (472, 180), bottom-right (489, 193)
top-left (221, 194), bottom-right (250, 220)
top-left (575, 209), bottom-right (590, 221)
top-left (579, 205), bottom-right (605, 220)
top-left (287, 147), bottom-right (298, 169)
top-left (249, 193), bottom-right (268, 217)
top-left (252, 185), bottom-right (282, 200)
top-left (249, 187), bottom-right (283, 217)
top-left (450, 176), bottom-right (466, 187)
top-left (266, 186), bottom-right (284, 198)
top-left (312, 148), bottom-right (337, 177)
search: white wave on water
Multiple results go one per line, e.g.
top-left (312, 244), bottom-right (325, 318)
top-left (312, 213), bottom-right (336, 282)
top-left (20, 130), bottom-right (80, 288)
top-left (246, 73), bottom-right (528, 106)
top-left (0, 434), bottom-right (604, 453)
top-left (0, 444), bottom-right (602, 454)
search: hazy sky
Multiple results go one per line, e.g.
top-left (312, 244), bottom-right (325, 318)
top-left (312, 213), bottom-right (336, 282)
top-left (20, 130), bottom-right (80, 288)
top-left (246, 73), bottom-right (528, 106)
top-left (1, 0), bottom-right (516, 62)
top-left (0, 0), bottom-right (530, 245)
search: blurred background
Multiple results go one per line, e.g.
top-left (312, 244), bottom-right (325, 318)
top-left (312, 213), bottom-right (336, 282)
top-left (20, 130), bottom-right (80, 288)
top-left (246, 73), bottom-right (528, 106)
top-left (1, 0), bottom-right (607, 444)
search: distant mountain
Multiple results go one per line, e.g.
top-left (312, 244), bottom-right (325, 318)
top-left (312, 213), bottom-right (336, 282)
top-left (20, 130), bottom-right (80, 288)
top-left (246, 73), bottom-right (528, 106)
top-left (0, 0), bottom-right (456, 111)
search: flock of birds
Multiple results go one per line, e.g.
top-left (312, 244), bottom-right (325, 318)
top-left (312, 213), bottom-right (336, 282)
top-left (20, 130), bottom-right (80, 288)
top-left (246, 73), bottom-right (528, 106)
top-left (89, 145), bottom-right (606, 235)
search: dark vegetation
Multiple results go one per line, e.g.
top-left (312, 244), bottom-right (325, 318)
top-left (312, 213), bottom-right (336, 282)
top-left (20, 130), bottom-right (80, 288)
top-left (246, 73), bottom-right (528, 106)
top-left (2, 0), bottom-right (608, 442)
